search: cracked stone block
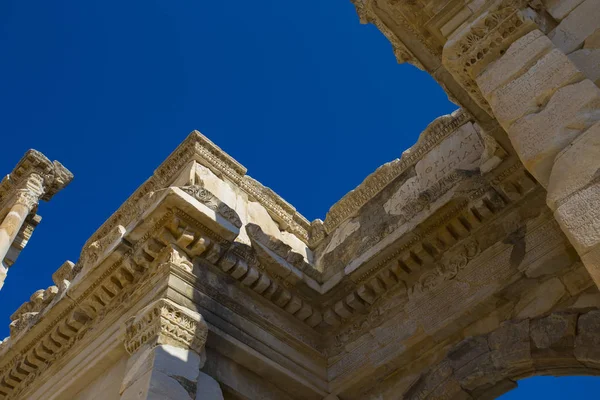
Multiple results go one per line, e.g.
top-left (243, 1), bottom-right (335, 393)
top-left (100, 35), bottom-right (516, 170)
top-left (508, 80), bottom-right (600, 186)
top-left (488, 49), bottom-right (583, 129)
top-left (548, 121), bottom-right (600, 210)
top-left (575, 310), bottom-right (600, 366)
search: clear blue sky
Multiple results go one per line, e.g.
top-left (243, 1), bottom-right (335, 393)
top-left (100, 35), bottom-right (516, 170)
top-left (1, 0), bottom-right (597, 397)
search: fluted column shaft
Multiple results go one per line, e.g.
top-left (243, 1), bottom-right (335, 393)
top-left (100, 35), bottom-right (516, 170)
top-left (0, 189), bottom-right (39, 289)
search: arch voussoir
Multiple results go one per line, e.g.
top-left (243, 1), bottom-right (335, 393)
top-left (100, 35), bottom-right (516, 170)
top-left (404, 309), bottom-right (600, 399)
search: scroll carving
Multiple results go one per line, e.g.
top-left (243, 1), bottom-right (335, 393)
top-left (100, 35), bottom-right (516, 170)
top-left (179, 184), bottom-right (243, 228)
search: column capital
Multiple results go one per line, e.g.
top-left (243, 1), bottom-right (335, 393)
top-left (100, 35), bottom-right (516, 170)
top-left (13, 189), bottom-right (39, 210)
top-left (123, 299), bottom-right (208, 355)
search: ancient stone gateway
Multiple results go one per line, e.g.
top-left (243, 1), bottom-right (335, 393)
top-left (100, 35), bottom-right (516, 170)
top-left (1, 0), bottom-right (599, 398)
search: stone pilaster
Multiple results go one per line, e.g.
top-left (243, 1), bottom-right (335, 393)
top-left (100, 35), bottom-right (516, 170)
top-left (120, 299), bottom-right (223, 400)
top-left (443, 0), bottom-right (600, 286)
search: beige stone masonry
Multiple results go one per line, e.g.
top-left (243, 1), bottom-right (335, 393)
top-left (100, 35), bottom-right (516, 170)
top-left (549, 0), bottom-right (600, 54)
top-left (507, 79), bottom-right (600, 186)
top-left (120, 299), bottom-right (218, 400)
top-left (548, 121), bottom-right (600, 210)
top-left (568, 49), bottom-right (600, 86)
top-left (555, 183), bottom-right (600, 266)
top-left (542, 0), bottom-right (585, 20)
top-left (477, 30), bottom-right (554, 100)
top-left (487, 48), bottom-right (584, 128)
top-left (585, 29), bottom-right (600, 49)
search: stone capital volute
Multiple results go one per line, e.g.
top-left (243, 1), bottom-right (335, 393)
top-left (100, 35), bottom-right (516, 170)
top-left (122, 299), bottom-right (208, 355)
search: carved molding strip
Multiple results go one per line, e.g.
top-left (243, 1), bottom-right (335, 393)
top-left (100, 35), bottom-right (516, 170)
top-left (443, 0), bottom-right (537, 114)
top-left (0, 210), bottom-right (196, 399)
top-left (321, 166), bottom-right (538, 329)
top-left (84, 131), bottom-right (312, 251)
top-left (323, 109), bottom-right (471, 234)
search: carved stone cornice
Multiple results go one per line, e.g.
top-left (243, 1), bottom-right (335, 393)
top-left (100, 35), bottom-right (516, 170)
top-left (320, 164), bottom-right (539, 331)
top-left (0, 204), bottom-right (202, 399)
top-left (84, 131), bottom-right (312, 254)
top-left (323, 109), bottom-right (471, 234)
top-left (351, 0), bottom-right (442, 61)
top-left (350, 0), bottom-right (425, 69)
top-left (123, 299), bottom-right (208, 355)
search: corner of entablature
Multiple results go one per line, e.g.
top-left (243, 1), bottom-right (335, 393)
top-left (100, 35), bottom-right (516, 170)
top-left (122, 298), bottom-right (208, 356)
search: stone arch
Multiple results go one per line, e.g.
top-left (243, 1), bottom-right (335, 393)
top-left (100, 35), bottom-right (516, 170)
top-left (402, 309), bottom-right (600, 399)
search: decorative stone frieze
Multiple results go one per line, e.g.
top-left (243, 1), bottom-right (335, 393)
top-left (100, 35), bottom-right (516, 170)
top-left (123, 299), bottom-right (208, 355)
top-left (443, 0), bottom-right (540, 113)
top-left (84, 131), bottom-right (312, 251)
top-left (323, 108), bottom-right (472, 234)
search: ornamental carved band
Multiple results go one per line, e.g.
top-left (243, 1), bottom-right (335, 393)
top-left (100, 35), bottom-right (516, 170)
top-left (123, 299), bottom-right (208, 355)
top-left (443, 0), bottom-right (536, 114)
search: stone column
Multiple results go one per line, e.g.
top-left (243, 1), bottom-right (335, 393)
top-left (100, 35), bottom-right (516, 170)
top-left (120, 298), bottom-right (224, 400)
top-left (443, 0), bottom-right (600, 286)
top-left (0, 189), bottom-right (39, 290)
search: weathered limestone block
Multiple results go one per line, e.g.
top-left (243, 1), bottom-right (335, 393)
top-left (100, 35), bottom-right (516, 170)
top-left (562, 262), bottom-right (594, 295)
top-left (574, 310), bottom-right (600, 366)
top-left (547, 121), bottom-right (600, 210)
top-left (554, 183), bottom-right (600, 255)
top-left (507, 80), bottom-right (600, 186)
top-left (477, 30), bottom-right (554, 99)
top-left (584, 29), bottom-right (600, 49)
top-left (121, 345), bottom-right (204, 400)
top-left (414, 122), bottom-right (484, 189)
top-left (404, 360), bottom-right (454, 400)
top-left (120, 299), bottom-right (222, 400)
top-left (514, 278), bottom-right (566, 319)
top-left (487, 48), bottom-right (583, 129)
top-left (568, 49), bottom-right (600, 86)
top-left (488, 320), bottom-right (532, 373)
top-left (447, 336), bottom-right (496, 390)
top-left (530, 313), bottom-right (576, 349)
top-left (549, 0), bottom-right (600, 54)
top-left (542, 0), bottom-right (585, 20)
top-left (195, 372), bottom-right (224, 400)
